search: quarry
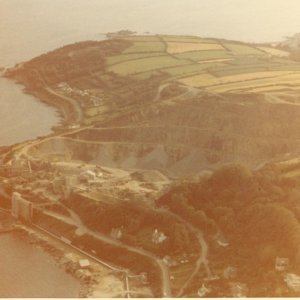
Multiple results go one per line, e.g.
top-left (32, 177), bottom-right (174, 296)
top-left (2, 33), bottom-right (300, 297)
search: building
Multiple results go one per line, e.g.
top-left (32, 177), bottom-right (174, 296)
top-left (111, 228), bottom-right (122, 240)
top-left (223, 266), bottom-right (237, 280)
top-left (229, 282), bottom-right (248, 297)
top-left (275, 257), bottom-right (289, 272)
top-left (198, 284), bottom-right (211, 297)
top-left (284, 273), bottom-right (300, 292)
top-left (79, 170), bottom-right (96, 182)
top-left (11, 192), bottom-right (33, 221)
top-left (79, 259), bottom-right (90, 268)
top-left (9, 158), bottom-right (32, 178)
top-left (152, 229), bottom-right (167, 244)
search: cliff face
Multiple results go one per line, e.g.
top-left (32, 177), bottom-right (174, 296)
top-left (25, 90), bottom-right (300, 176)
top-left (7, 37), bottom-right (300, 176)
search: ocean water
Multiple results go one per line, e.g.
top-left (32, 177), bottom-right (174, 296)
top-left (0, 233), bottom-right (80, 297)
top-left (0, 78), bottom-right (59, 146)
top-left (1, 0), bottom-right (300, 68)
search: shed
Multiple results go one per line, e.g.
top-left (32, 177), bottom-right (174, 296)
top-left (275, 257), bottom-right (289, 272)
top-left (79, 259), bottom-right (90, 268)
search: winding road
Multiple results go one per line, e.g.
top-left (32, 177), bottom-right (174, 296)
top-left (156, 207), bottom-right (212, 297)
top-left (45, 87), bottom-right (83, 124)
top-left (45, 207), bottom-right (172, 297)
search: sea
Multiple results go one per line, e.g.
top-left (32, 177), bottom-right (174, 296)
top-left (0, 232), bottom-right (80, 297)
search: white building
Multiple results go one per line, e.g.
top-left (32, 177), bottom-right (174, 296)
top-left (198, 284), bottom-right (211, 297)
top-left (11, 192), bottom-right (32, 221)
top-left (275, 257), bottom-right (289, 272)
top-left (152, 229), bottom-right (167, 244)
top-left (79, 170), bottom-right (96, 182)
top-left (284, 273), bottom-right (300, 292)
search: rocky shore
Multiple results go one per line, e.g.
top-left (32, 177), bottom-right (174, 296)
top-left (12, 225), bottom-right (92, 297)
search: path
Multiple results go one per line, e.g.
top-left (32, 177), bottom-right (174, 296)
top-left (44, 206), bottom-right (172, 297)
top-left (264, 92), bottom-right (300, 105)
top-left (153, 83), bottom-right (199, 103)
top-left (45, 87), bottom-right (83, 123)
top-left (156, 207), bottom-right (212, 297)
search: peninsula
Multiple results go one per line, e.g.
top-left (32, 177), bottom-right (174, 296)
top-left (2, 33), bottom-right (300, 297)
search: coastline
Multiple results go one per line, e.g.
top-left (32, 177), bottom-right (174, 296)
top-left (0, 211), bottom-right (86, 297)
top-left (4, 74), bottom-right (82, 130)
top-left (0, 75), bottom-right (63, 147)
top-left (0, 209), bottom-right (114, 298)
top-left (12, 225), bottom-right (92, 297)
top-left (0, 68), bottom-right (89, 296)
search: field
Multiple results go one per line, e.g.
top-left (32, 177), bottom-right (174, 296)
top-left (178, 73), bottom-right (216, 87)
top-left (256, 46), bottom-right (290, 57)
top-left (178, 71), bottom-right (297, 88)
top-left (166, 42), bottom-right (224, 54)
top-left (122, 35), bottom-right (161, 42)
top-left (160, 35), bottom-right (216, 43)
top-left (248, 85), bottom-right (300, 93)
top-left (131, 70), bottom-right (162, 80)
top-left (169, 262), bottom-right (198, 295)
top-left (101, 34), bottom-right (300, 94)
top-left (211, 62), bottom-right (281, 77)
top-left (108, 56), bottom-right (190, 75)
top-left (163, 62), bottom-right (227, 78)
top-left (207, 72), bottom-right (300, 93)
top-left (175, 50), bottom-right (232, 61)
top-left (222, 42), bottom-right (266, 56)
top-left (106, 52), bottom-right (165, 65)
top-left (123, 41), bottom-right (166, 53)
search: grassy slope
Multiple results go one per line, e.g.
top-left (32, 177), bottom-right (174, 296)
top-left (102, 35), bottom-right (300, 93)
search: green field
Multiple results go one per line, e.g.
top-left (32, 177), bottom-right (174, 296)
top-left (222, 42), bottom-right (266, 56)
top-left (211, 64), bottom-right (278, 77)
top-left (211, 63), bottom-right (300, 77)
top-left (179, 70), bottom-right (297, 88)
top-left (162, 62), bottom-right (227, 78)
top-left (106, 52), bottom-right (166, 65)
top-left (102, 34), bottom-right (300, 93)
top-left (131, 70), bottom-right (163, 79)
top-left (122, 35), bottom-right (161, 42)
top-left (108, 55), bottom-right (191, 75)
top-left (123, 41), bottom-right (166, 53)
top-left (269, 64), bottom-right (300, 71)
top-left (229, 56), bottom-right (271, 65)
top-left (160, 35), bottom-right (216, 43)
top-left (206, 72), bottom-right (300, 93)
top-left (175, 50), bottom-right (233, 61)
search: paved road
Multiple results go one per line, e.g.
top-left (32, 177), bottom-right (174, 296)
top-left (156, 207), bottom-right (212, 297)
top-left (48, 206), bottom-right (172, 297)
top-left (45, 87), bottom-right (83, 123)
top-left (153, 83), bottom-right (199, 103)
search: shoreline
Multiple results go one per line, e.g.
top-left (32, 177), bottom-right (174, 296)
top-left (21, 86), bottom-right (68, 128)
top-left (0, 75), bottom-right (64, 148)
top-left (0, 210), bottom-right (89, 297)
top-left (12, 226), bottom-right (93, 297)
top-left (0, 208), bottom-right (129, 298)
top-left (0, 80), bottom-right (91, 294)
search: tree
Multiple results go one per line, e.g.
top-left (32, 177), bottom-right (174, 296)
top-left (209, 163), bottom-right (252, 189)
